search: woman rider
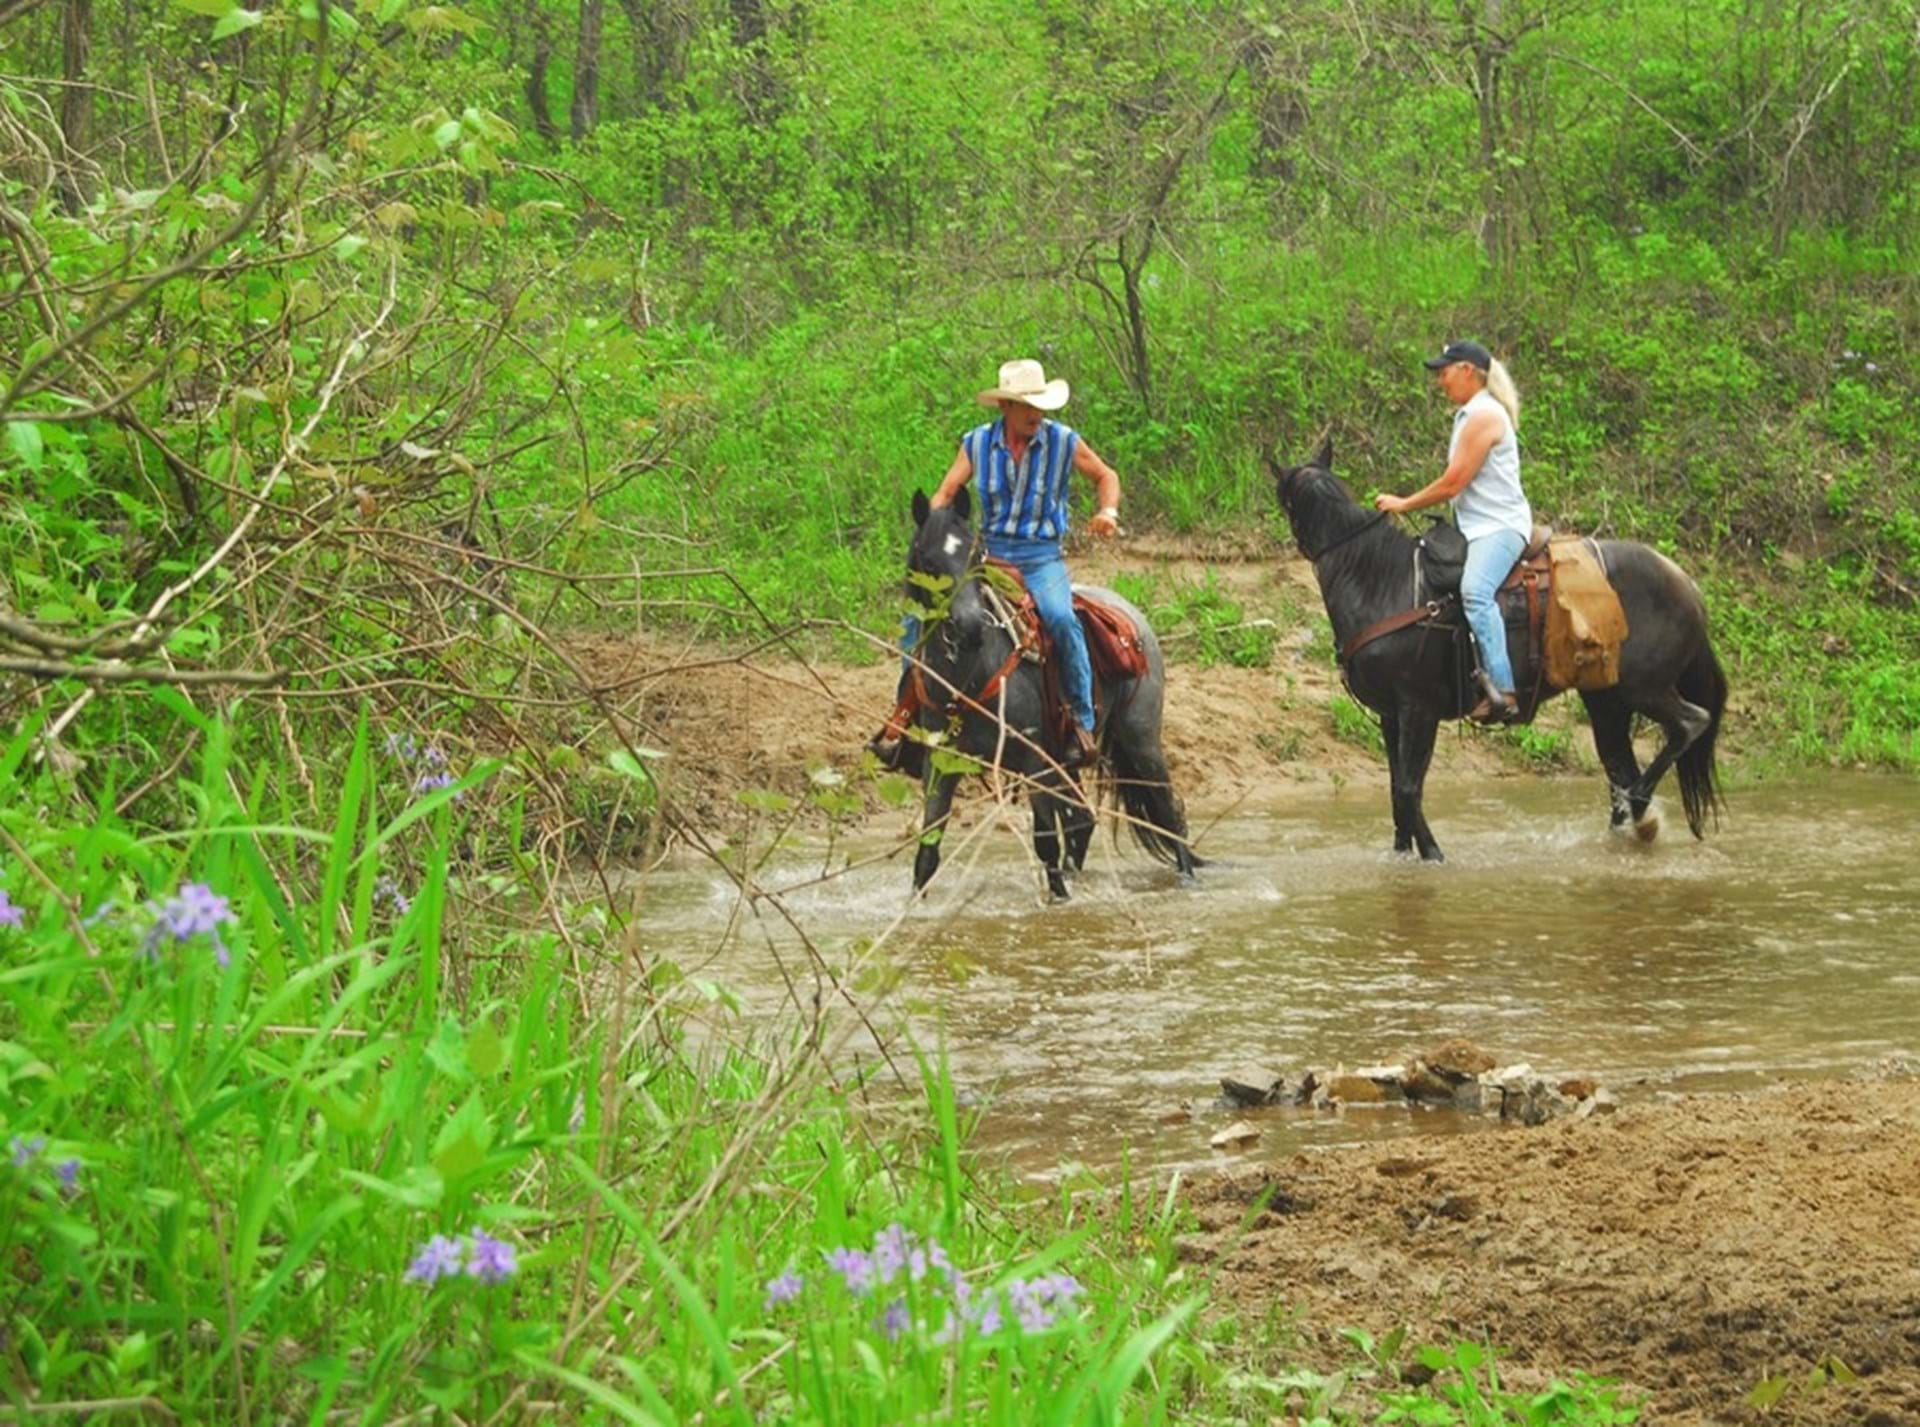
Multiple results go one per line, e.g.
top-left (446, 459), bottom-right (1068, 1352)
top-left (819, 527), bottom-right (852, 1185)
top-left (876, 358), bottom-right (1122, 771)
top-left (1373, 339), bottom-right (1530, 724)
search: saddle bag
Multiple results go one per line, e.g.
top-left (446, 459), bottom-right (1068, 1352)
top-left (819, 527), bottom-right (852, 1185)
top-left (1545, 538), bottom-right (1630, 689)
top-left (1417, 519), bottom-right (1468, 598)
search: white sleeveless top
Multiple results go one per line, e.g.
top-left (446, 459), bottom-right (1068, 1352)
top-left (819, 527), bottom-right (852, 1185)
top-left (1449, 389), bottom-right (1531, 541)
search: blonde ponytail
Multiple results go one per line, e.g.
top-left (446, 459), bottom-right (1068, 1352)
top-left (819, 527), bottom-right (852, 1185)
top-left (1484, 358), bottom-right (1521, 428)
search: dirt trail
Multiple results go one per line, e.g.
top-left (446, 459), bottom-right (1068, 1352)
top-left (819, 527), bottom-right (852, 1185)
top-left (1188, 1077), bottom-right (1920, 1425)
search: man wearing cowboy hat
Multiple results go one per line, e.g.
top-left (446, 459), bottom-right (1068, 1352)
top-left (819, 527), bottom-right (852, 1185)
top-left (913, 358), bottom-right (1124, 769)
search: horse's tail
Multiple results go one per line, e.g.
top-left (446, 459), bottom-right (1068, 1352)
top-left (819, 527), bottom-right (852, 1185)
top-left (1675, 639), bottom-right (1728, 839)
top-left (1107, 737), bottom-right (1205, 872)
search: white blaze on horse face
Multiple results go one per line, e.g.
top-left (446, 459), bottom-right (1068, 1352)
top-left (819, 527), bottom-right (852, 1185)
top-left (942, 533), bottom-right (965, 558)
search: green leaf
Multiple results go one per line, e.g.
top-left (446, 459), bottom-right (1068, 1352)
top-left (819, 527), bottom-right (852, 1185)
top-left (210, 6), bottom-right (262, 38)
top-left (172, 0), bottom-right (233, 15)
top-left (735, 789), bottom-right (793, 813)
top-left (607, 747), bottom-right (666, 779)
top-left (5, 420), bottom-right (45, 472)
top-left (874, 773), bottom-right (917, 807)
top-left (465, 1018), bottom-right (507, 1078)
top-left (331, 233), bottom-right (368, 261)
top-left (1746, 1374), bottom-right (1792, 1410)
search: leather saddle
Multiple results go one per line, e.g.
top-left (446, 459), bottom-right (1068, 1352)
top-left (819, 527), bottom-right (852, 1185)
top-left (985, 562), bottom-right (1149, 748)
top-left (985, 561), bottom-right (1149, 684)
top-left (1417, 518), bottom-right (1554, 600)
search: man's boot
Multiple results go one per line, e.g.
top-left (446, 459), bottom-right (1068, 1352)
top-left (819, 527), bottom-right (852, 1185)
top-left (1061, 722), bottom-right (1099, 769)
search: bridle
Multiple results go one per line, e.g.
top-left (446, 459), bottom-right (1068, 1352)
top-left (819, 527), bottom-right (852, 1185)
top-left (1283, 473), bottom-right (1387, 562)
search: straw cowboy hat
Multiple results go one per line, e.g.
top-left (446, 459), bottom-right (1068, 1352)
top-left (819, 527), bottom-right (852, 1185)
top-left (976, 358), bottom-right (1070, 411)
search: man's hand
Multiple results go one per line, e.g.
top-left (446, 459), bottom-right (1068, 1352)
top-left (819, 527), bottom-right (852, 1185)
top-left (1088, 507), bottom-right (1121, 538)
top-left (1373, 493), bottom-right (1411, 515)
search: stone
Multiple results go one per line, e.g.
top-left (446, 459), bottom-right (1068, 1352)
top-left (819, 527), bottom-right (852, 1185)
top-left (1423, 1038), bottom-right (1498, 1082)
top-left (1325, 1074), bottom-right (1393, 1105)
top-left (1451, 1078), bottom-right (1485, 1113)
top-left (1210, 1120), bottom-right (1261, 1149)
top-left (1573, 1087), bottom-right (1620, 1119)
top-left (1487, 1062), bottom-right (1535, 1088)
top-left (1219, 1066), bottom-right (1288, 1108)
top-left (1401, 1062), bottom-right (1458, 1102)
top-left (1558, 1077), bottom-right (1598, 1102)
top-left (1157, 1102), bottom-right (1195, 1125)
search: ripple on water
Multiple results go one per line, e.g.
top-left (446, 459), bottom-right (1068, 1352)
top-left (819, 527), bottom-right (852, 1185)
top-left (619, 773), bottom-right (1920, 1177)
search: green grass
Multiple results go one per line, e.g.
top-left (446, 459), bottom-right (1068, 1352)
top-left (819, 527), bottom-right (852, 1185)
top-left (0, 701), bottom-right (1652, 1422)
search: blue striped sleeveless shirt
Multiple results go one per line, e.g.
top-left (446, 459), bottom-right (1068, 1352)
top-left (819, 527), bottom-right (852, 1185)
top-left (963, 418), bottom-right (1080, 543)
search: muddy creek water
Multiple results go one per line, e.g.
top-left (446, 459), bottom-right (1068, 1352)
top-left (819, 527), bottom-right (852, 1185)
top-left (630, 774), bottom-right (1918, 1179)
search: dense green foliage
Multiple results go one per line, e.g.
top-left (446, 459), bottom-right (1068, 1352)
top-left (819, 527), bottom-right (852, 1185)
top-left (3, 0), bottom-right (1914, 771)
top-left (0, 0), bottom-right (1914, 1415)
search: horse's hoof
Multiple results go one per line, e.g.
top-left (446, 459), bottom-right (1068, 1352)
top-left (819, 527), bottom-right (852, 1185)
top-left (1420, 848), bottom-right (1446, 864)
top-left (1634, 812), bottom-right (1660, 843)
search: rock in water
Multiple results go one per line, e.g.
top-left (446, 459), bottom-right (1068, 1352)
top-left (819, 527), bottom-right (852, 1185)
top-left (1424, 1039), bottom-right (1497, 1081)
top-left (1219, 1066), bottom-right (1288, 1107)
top-left (1210, 1120), bottom-right (1261, 1149)
top-left (1325, 1074), bottom-right (1392, 1105)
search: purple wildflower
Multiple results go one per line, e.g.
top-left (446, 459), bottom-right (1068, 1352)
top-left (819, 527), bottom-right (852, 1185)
top-left (877, 1299), bottom-right (911, 1341)
top-left (421, 745), bottom-right (448, 770)
top-left (872, 1222), bottom-right (912, 1282)
top-left (412, 771), bottom-right (457, 798)
top-left (55, 1158), bottom-right (80, 1193)
top-left (375, 876), bottom-right (411, 915)
top-left (82, 901), bottom-right (115, 929)
top-left (466, 1229), bottom-right (517, 1284)
top-left (385, 732), bottom-right (419, 760)
top-left (823, 1246), bottom-right (876, 1296)
top-left (143, 882), bottom-right (238, 966)
top-left (9, 1135), bottom-right (45, 1168)
top-left (405, 1233), bottom-right (465, 1285)
top-left (0, 890), bottom-right (23, 928)
top-left (763, 1270), bottom-right (805, 1310)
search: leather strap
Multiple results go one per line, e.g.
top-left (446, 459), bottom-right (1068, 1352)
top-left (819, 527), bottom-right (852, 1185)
top-left (1341, 602), bottom-right (1445, 666)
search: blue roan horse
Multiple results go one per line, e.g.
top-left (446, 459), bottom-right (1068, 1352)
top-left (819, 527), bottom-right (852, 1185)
top-left (897, 488), bottom-right (1200, 898)
top-left (1273, 439), bottom-right (1727, 860)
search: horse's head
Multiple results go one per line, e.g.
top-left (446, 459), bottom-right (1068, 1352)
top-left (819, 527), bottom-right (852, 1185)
top-left (907, 487), bottom-right (985, 650)
top-left (1268, 436), bottom-right (1346, 523)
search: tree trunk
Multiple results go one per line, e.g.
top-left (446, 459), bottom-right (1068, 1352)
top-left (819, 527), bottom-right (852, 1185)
top-left (570, 0), bottom-right (604, 140)
top-left (1473, 0), bottom-right (1505, 267)
top-left (58, 0), bottom-right (93, 213)
top-left (524, 2), bottom-right (558, 145)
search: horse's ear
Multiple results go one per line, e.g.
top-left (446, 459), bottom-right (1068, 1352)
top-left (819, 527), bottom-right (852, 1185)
top-left (1313, 436), bottom-right (1334, 471)
top-left (912, 490), bottom-right (931, 527)
top-left (952, 485), bottom-right (971, 521)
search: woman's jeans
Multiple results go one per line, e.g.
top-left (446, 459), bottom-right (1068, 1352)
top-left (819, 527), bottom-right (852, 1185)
top-left (899, 536), bottom-right (1096, 732)
top-left (1461, 527), bottom-right (1528, 694)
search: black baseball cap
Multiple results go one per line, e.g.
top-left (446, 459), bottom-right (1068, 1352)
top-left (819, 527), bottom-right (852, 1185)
top-left (1423, 339), bottom-right (1492, 372)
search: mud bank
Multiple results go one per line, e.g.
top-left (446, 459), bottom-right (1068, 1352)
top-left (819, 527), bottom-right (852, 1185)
top-left (1186, 1076), bottom-right (1920, 1425)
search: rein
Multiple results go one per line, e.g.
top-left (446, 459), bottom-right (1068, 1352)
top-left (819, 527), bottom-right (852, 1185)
top-left (1296, 508), bottom-right (1387, 563)
top-left (892, 558), bottom-right (1038, 729)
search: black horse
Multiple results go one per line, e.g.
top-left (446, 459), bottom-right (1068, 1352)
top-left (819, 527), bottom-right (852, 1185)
top-left (1271, 439), bottom-right (1726, 860)
top-left (895, 488), bottom-right (1199, 897)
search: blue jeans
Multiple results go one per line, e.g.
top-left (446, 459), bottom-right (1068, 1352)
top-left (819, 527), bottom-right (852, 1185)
top-left (898, 537), bottom-right (1095, 732)
top-left (1461, 527), bottom-right (1528, 694)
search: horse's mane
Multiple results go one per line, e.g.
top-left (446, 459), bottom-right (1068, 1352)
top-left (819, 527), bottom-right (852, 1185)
top-left (1287, 465), bottom-right (1417, 609)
